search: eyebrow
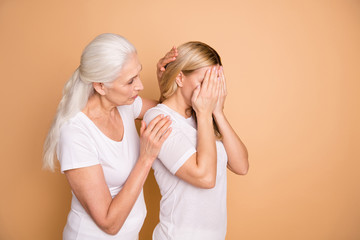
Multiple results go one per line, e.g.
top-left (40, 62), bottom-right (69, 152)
top-left (129, 64), bottom-right (143, 80)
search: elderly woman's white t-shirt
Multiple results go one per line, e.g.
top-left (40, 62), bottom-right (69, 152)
top-left (57, 96), bottom-right (145, 240)
top-left (144, 104), bottom-right (228, 240)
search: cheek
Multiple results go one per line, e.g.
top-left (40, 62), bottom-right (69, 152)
top-left (111, 85), bottom-right (131, 98)
top-left (191, 78), bottom-right (202, 88)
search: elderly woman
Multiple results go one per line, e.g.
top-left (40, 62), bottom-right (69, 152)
top-left (144, 41), bottom-right (249, 240)
top-left (43, 33), bottom-right (176, 240)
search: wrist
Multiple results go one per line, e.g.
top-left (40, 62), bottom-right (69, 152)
top-left (138, 155), bottom-right (155, 168)
top-left (213, 109), bottom-right (225, 119)
top-left (196, 111), bottom-right (212, 119)
top-left (196, 114), bottom-right (214, 126)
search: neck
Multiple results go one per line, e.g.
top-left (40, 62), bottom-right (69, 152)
top-left (162, 91), bottom-right (192, 118)
top-left (83, 92), bottom-right (118, 119)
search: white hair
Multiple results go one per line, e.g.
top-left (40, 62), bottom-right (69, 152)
top-left (43, 33), bottom-right (136, 171)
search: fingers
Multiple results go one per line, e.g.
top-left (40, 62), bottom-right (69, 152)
top-left (166, 46), bottom-right (178, 60)
top-left (159, 46), bottom-right (178, 72)
top-left (214, 67), bottom-right (221, 96)
top-left (206, 67), bottom-right (215, 92)
top-left (143, 115), bottom-right (172, 142)
top-left (154, 117), bottom-right (172, 141)
top-left (207, 66), bottom-right (219, 91)
top-left (193, 65), bottom-right (221, 108)
top-left (191, 85), bottom-right (201, 105)
top-left (140, 120), bottom-right (146, 136)
top-left (203, 66), bottom-right (220, 97)
top-left (159, 126), bottom-right (172, 144)
top-left (215, 70), bottom-right (221, 98)
top-left (139, 115), bottom-right (172, 160)
top-left (149, 116), bottom-right (171, 139)
top-left (200, 69), bottom-right (211, 92)
top-left (219, 66), bottom-right (227, 96)
top-left (144, 114), bottom-right (164, 134)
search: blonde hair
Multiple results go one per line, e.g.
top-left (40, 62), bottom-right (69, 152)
top-left (159, 41), bottom-right (222, 139)
top-left (43, 33), bottom-right (136, 171)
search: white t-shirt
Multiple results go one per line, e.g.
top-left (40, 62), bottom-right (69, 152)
top-left (57, 96), bottom-right (146, 240)
top-left (143, 104), bottom-right (228, 240)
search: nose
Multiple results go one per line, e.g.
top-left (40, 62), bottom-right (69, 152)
top-left (135, 77), bottom-right (144, 91)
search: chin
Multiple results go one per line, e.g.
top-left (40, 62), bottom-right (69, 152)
top-left (128, 98), bottom-right (136, 104)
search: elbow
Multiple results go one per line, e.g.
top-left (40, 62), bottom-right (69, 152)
top-left (229, 159), bottom-right (249, 175)
top-left (202, 180), bottom-right (216, 189)
top-left (98, 221), bottom-right (123, 236)
top-left (238, 166), bottom-right (249, 175)
top-left (199, 173), bottom-right (216, 189)
top-left (102, 225), bottom-right (121, 236)
top-left (237, 163), bottom-right (249, 175)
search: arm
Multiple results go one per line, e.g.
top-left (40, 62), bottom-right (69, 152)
top-left (64, 115), bottom-right (172, 235)
top-left (214, 113), bottom-right (248, 175)
top-left (213, 67), bottom-right (249, 175)
top-left (175, 67), bottom-right (220, 188)
top-left (137, 47), bottom-right (178, 119)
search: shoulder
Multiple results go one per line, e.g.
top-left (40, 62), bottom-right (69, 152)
top-left (143, 104), bottom-right (180, 126)
top-left (143, 104), bottom-right (168, 124)
top-left (59, 113), bottom-right (92, 142)
top-left (58, 114), bottom-right (99, 172)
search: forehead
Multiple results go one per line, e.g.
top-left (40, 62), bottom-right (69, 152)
top-left (117, 53), bottom-right (141, 80)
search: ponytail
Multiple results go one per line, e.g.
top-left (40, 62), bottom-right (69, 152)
top-left (43, 68), bottom-right (93, 171)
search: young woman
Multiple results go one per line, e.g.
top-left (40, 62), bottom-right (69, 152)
top-left (43, 33), bottom-right (176, 240)
top-left (144, 41), bottom-right (249, 240)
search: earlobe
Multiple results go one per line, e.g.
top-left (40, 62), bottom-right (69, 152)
top-left (93, 82), bottom-right (106, 95)
top-left (175, 72), bottom-right (184, 87)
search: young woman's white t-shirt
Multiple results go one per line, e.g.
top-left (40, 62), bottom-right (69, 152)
top-left (57, 96), bottom-right (146, 240)
top-left (144, 104), bottom-right (228, 240)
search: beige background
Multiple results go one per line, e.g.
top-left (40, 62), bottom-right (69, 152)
top-left (1, 0), bottom-right (359, 239)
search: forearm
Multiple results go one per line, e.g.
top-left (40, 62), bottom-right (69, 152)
top-left (101, 156), bottom-right (153, 234)
top-left (214, 112), bottom-right (249, 175)
top-left (196, 114), bottom-right (217, 182)
top-left (67, 116), bottom-right (171, 235)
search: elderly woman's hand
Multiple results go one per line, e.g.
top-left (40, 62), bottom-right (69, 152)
top-left (157, 46), bottom-right (178, 81)
top-left (139, 115), bottom-right (172, 163)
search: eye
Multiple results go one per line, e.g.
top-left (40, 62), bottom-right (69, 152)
top-left (128, 74), bottom-right (140, 85)
top-left (128, 76), bottom-right (136, 84)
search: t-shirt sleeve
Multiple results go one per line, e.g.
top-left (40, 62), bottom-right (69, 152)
top-left (158, 127), bottom-right (197, 174)
top-left (144, 108), bottom-right (196, 174)
top-left (57, 123), bottom-right (99, 173)
top-left (132, 96), bottom-right (143, 119)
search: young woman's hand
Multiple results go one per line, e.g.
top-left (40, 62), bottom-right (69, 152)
top-left (157, 46), bottom-right (178, 81)
top-left (191, 66), bottom-right (221, 117)
top-left (213, 66), bottom-right (227, 117)
top-left (139, 114), bottom-right (172, 162)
